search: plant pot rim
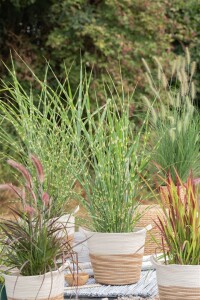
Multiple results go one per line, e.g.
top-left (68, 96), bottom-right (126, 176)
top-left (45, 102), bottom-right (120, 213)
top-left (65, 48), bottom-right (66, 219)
top-left (4, 261), bottom-right (69, 279)
top-left (83, 227), bottom-right (146, 235)
top-left (151, 255), bottom-right (200, 268)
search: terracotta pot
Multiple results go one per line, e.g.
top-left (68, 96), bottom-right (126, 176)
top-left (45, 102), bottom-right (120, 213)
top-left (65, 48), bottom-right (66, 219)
top-left (65, 272), bottom-right (89, 287)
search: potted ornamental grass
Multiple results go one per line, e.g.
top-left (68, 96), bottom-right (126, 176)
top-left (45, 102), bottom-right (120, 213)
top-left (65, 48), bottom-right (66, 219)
top-left (0, 155), bottom-right (77, 243)
top-left (152, 172), bottom-right (200, 300)
top-left (0, 156), bottom-right (74, 300)
top-left (75, 95), bottom-right (151, 285)
top-left (143, 51), bottom-right (200, 205)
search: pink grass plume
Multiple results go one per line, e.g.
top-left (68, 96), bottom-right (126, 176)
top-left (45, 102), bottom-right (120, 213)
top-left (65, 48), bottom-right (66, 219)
top-left (30, 154), bottom-right (45, 184)
top-left (7, 159), bottom-right (33, 188)
top-left (24, 205), bottom-right (35, 216)
top-left (42, 192), bottom-right (50, 206)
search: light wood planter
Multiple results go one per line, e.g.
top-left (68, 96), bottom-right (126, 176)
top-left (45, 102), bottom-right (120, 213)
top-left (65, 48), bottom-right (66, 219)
top-left (160, 185), bottom-right (186, 207)
top-left (4, 263), bottom-right (69, 300)
top-left (151, 256), bottom-right (200, 300)
top-left (84, 228), bottom-right (146, 285)
top-left (137, 205), bottom-right (165, 255)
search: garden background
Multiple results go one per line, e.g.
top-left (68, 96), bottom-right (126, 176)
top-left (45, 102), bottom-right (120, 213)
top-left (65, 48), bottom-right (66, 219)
top-left (0, 0), bottom-right (200, 194)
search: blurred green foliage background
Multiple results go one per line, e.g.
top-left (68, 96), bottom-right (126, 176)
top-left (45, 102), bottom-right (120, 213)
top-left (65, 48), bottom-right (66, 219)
top-left (0, 0), bottom-right (200, 105)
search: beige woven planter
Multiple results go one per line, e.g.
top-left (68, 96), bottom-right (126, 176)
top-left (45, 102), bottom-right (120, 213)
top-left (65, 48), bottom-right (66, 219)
top-left (4, 262), bottom-right (69, 300)
top-left (160, 185), bottom-right (185, 207)
top-left (84, 228), bottom-right (146, 285)
top-left (151, 256), bottom-right (200, 300)
top-left (137, 205), bottom-right (165, 255)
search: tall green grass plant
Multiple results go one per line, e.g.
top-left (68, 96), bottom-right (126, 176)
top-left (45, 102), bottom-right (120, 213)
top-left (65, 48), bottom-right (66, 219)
top-left (0, 59), bottom-right (87, 211)
top-left (143, 50), bottom-right (200, 183)
top-left (73, 83), bottom-right (151, 232)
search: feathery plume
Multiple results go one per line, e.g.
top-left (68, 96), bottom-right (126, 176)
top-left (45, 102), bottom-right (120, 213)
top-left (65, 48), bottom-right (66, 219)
top-left (157, 67), bottom-right (161, 81)
top-left (150, 86), bottom-right (160, 99)
top-left (7, 160), bottom-right (33, 187)
top-left (181, 69), bottom-right (188, 83)
top-left (185, 47), bottom-right (191, 66)
top-left (188, 104), bottom-right (194, 116)
top-left (146, 73), bottom-right (153, 88)
top-left (161, 73), bottom-right (168, 89)
top-left (191, 82), bottom-right (196, 100)
top-left (184, 113), bottom-right (190, 130)
top-left (142, 58), bottom-right (151, 74)
top-left (42, 192), bottom-right (50, 206)
top-left (24, 205), bottom-right (35, 216)
top-left (181, 58), bottom-right (186, 72)
top-left (0, 183), bottom-right (23, 199)
top-left (30, 154), bottom-right (45, 184)
top-left (142, 96), bottom-right (152, 109)
top-left (151, 108), bottom-right (157, 125)
top-left (186, 96), bottom-right (193, 110)
top-left (0, 183), bottom-right (15, 191)
top-left (177, 71), bottom-right (182, 84)
top-left (153, 56), bottom-right (162, 70)
top-left (190, 61), bottom-right (196, 77)
top-left (25, 184), bottom-right (37, 206)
